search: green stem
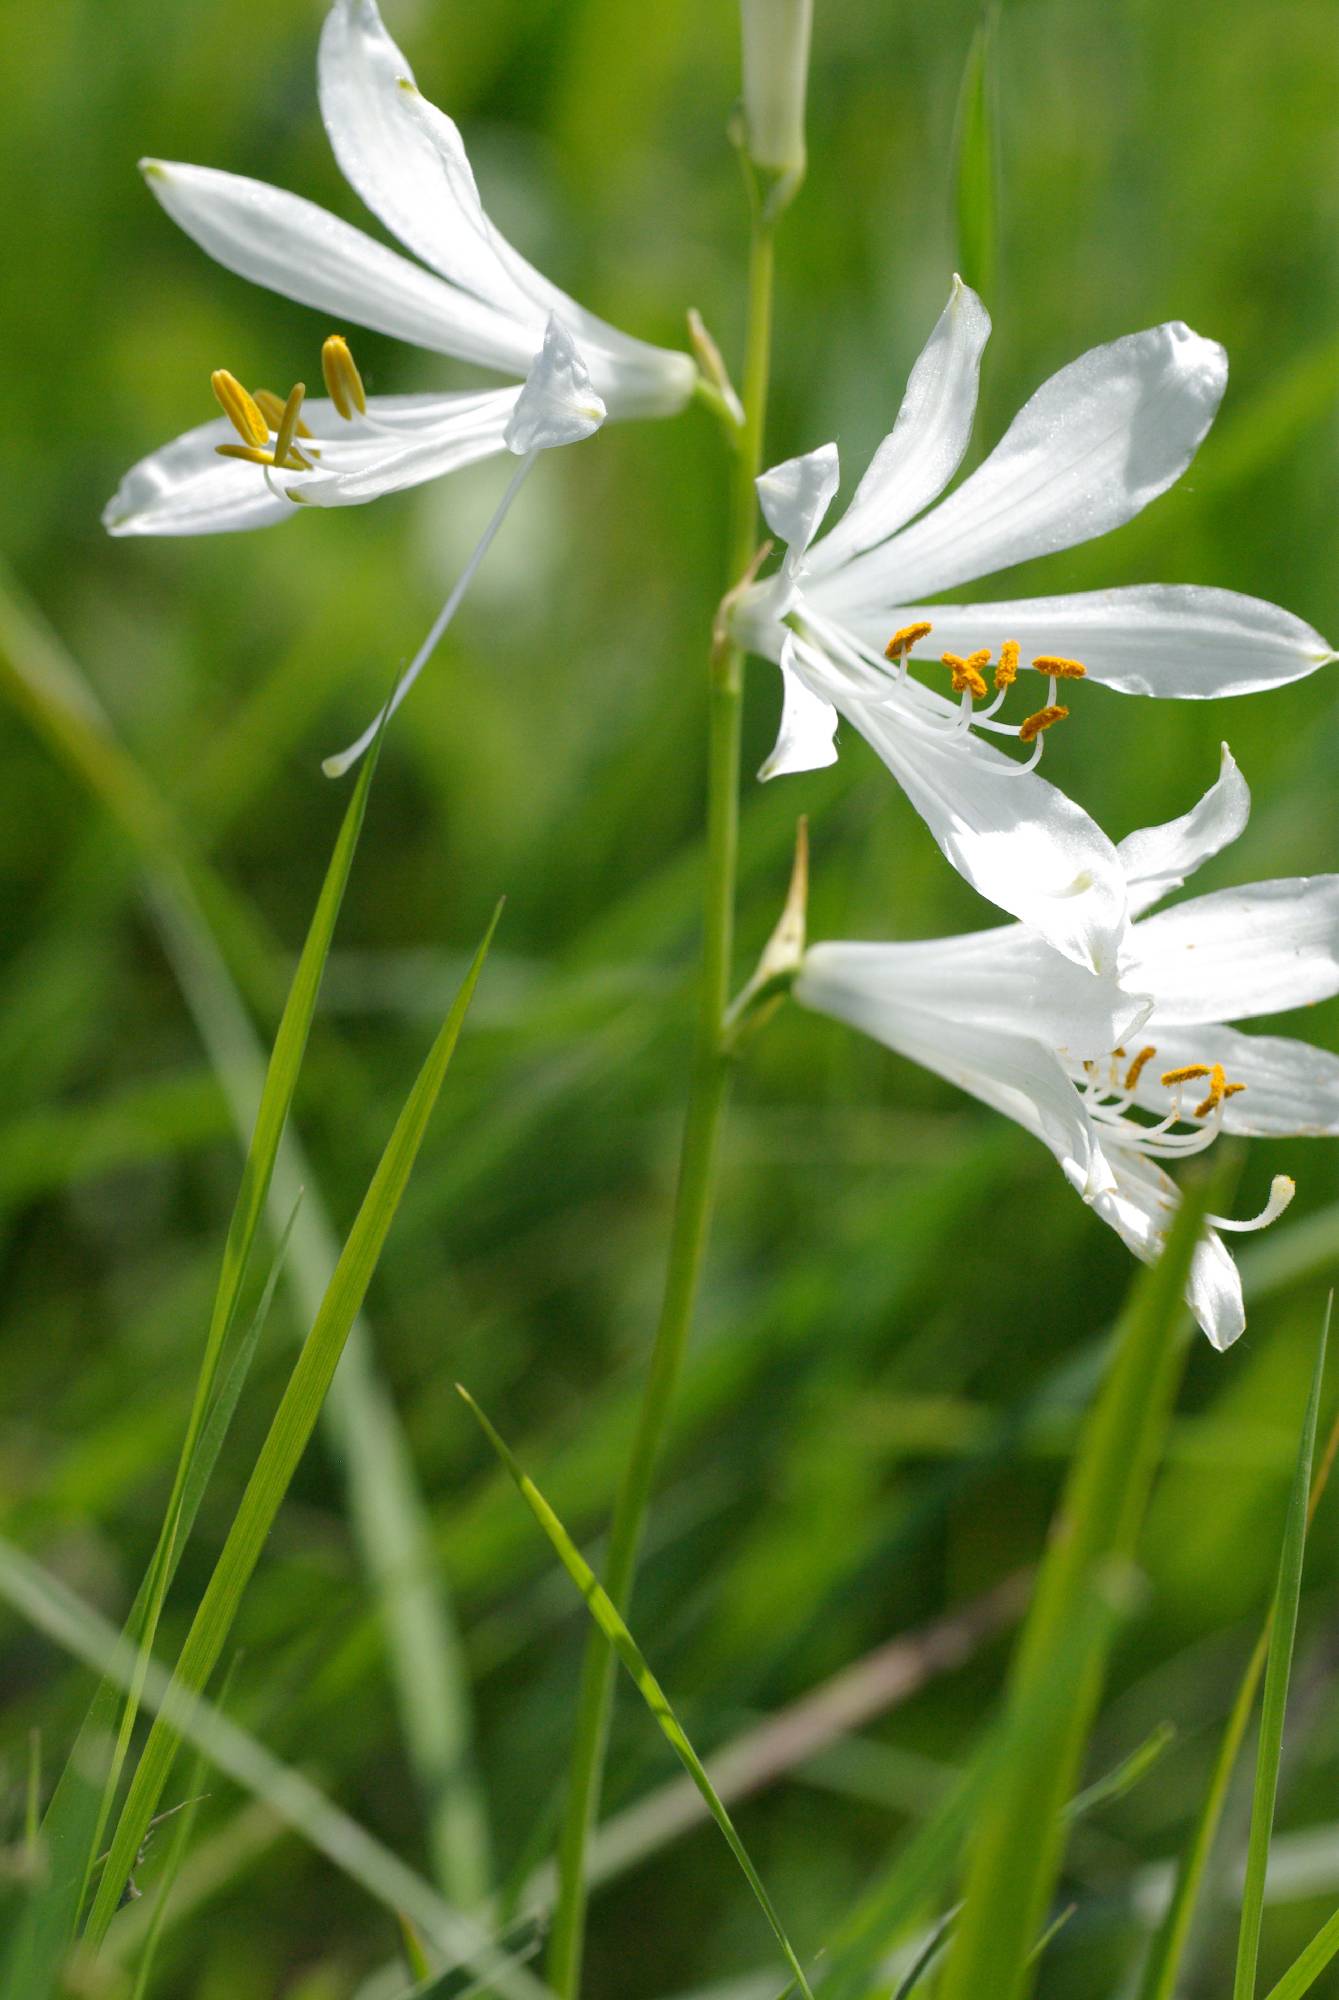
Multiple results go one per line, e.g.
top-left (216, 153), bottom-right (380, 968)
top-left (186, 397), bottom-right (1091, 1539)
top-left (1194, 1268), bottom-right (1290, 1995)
top-left (544, 215), bottom-right (777, 1998)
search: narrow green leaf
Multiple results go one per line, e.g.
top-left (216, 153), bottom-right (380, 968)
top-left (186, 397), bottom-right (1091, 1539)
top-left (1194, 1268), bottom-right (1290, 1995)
top-left (127, 1663), bottom-right (235, 2000)
top-left (951, 4), bottom-right (1001, 304)
top-left (2, 723), bottom-right (379, 2000)
top-left (1136, 1395), bottom-right (1339, 2000)
top-left (936, 1162), bottom-right (1221, 2000)
top-left (83, 907), bottom-right (500, 1945)
top-left (1262, 1905), bottom-right (1339, 2000)
top-left (1063, 1721), bottom-right (1177, 1823)
top-left (399, 1913), bottom-right (432, 1983)
top-left (1233, 1302), bottom-right (1331, 2000)
top-left (458, 1386), bottom-right (816, 2000)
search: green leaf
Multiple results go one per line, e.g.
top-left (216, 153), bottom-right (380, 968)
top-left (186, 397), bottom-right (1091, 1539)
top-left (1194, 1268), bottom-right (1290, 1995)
top-left (457, 1386), bottom-right (816, 2000)
top-left (1233, 1301), bottom-right (1331, 2000)
top-left (82, 906), bottom-right (501, 1945)
top-left (951, 4), bottom-right (1001, 304)
top-left (935, 1161), bottom-right (1221, 2000)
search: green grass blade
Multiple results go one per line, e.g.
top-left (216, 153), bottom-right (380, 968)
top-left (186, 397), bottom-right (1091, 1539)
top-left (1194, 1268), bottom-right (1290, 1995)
top-left (951, 3), bottom-right (1001, 303)
top-left (458, 1386), bottom-right (816, 2000)
top-left (936, 1163), bottom-right (1220, 2000)
top-left (0, 1539), bottom-right (545, 2000)
top-left (0, 569), bottom-right (492, 1912)
top-left (1262, 1907), bottom-right (1339, 2000)
top-left (1064, 1722), bottom-right (1177, 1823)
top-left (1135, 1396), bottom-right (1339, 2000)
top-left (1233, 1301), bottom-right (1331, 2000)
top-left (83, 907), bottom-right (501, 1945)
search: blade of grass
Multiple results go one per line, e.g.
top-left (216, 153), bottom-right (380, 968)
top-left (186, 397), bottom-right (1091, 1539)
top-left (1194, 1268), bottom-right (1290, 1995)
top-left (0, 1538), bottom-right (545, 2000)
top-left (951, 3), bottom-right (1001, 304)
top-left (0, 567), bottom-right (492, 1911)
top-left (1233, 1302), bottom-right (1331, 2000)
top-left (458, 1385), bottom-right (815, 2000)
top-left (936, 1161), bottom-right (1222, 2000)
top-left (1064, 1722), bottom-right (1177, 1823)
top-left (1261, 1906), bottom-right (1339, 2000)
top-left (83, 908), bottom-right (500, 1945)
top-left (1134, 1394), bottom-right (1339, 2000)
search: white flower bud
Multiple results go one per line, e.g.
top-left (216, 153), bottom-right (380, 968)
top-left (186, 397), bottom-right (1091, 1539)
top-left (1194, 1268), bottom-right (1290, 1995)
top-left (739, 0), bottom-right (813, 179)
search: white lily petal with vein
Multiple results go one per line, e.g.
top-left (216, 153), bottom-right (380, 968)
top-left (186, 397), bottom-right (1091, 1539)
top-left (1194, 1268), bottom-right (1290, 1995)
top-left (733, 277), bottom-right (1334, 961)
top-left (104, 0), bottom-right (693, 536)
top-left (795, 747), bottom-right (1339, 1350)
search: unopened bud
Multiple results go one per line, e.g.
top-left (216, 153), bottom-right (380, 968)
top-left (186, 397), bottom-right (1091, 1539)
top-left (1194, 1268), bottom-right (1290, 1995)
top-left (739, 0), bottom-right (813, 181)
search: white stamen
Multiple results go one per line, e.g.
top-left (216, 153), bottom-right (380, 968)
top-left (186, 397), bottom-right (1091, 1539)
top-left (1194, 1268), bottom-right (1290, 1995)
top-left (1209, 1175), bottom-right (1296, 1234)
top-left (322, 451), bottom-right (538, 780)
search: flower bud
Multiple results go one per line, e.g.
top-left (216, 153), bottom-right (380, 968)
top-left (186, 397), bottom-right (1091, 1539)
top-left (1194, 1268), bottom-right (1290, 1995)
top-left (739, 0), bottom-right (813, 180)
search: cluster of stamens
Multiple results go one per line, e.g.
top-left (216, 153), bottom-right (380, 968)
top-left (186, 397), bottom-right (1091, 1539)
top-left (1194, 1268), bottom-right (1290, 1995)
top-left (1076, 1044), bottom-right (1247, 1160)
top-left (881, 622), bottom-right (1087, 771)
top-left (210, 334), bottom-right (369, 486)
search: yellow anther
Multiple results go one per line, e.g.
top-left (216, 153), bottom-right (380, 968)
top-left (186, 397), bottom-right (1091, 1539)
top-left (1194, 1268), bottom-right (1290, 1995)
top-left (1190, 1065), bottom-right (1246, 1120)
top-left (1160, 1064), bottom-right (1212, 1088)
top-left (1124, 1045), bottom-right (1157, 1091)
top-left (1224, 1081), bottom-right (1247, 1100)
top-left (253, 387), bottom-right (314, 438)
top-left (995, 639), bottom-right (1020, 690)
top-left (322, 333), bottom-right (367, 420)
top-left (1018, 703), bottom-right (1068, 742)
top-left (272, 382), bottom-right (308, 469)
top-left (884, 620), bottom-right (933, 662)
top-left (214, 443), bottom-right (278, 466)
top-left (1032, 655), bottom-right (1088, 680)
top-left (211, 369), bottom-right (268, 449)
top-left (1113, 1045), bottom-right (1128, 1060)
top-left (941, 651), bottom-right (988, 699)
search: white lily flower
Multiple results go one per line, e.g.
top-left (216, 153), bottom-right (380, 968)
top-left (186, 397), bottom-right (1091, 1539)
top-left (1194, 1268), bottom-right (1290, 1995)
top-left (733, 278), bottom-right (1335, 975)
top-left (794, 747), bottom-right (1339, 1350)
top-left (103, 0), bottom-right (695, 536)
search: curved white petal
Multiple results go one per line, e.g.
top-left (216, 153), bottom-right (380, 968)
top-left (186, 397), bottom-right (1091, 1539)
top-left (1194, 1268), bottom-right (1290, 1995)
top-left (833, 586), bottom-right (1335, 700)
top-left (794, 964), bottom-right (1099, 1189)
top-left (759, 632), bottom-right (839, 777)
top-left (807, 276), bottom-right (991, 575)
top-left (103, 415), bottom-right (300, 535)
top-left (809, 655), bottom-right (1128, 973)
top-left (291, 396), bottom-right (518, 506)
top-left (318, 0), bottom-right (531, 316)
top-left (141, 158), bottom-right (537, 376)
top-left (756, 444), bottom-right (841, 561)
top-left (822, 321), bottom-right (1227, 609)
top-left (502, 316), bottom-right (605, 454)
top-left (1130, 877), bottom-right (1339, 1023)
top-left (798, 929), bottom-right (1147, 1064)
top-left (1117, 743), bottom-right (1250, 919)
top-left (1131, 1020), bottom-right (1339, 1138)
top-left (1089, 1148), bottom-right (1245, 1349)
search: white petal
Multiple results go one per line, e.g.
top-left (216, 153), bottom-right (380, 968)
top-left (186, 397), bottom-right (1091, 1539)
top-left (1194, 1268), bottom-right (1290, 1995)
top-left (291, 394), bottom-right (517, 506)
top-left (794, 964), bottom-right (1099, 1190)
top-left (102, 415), bottom-right (299, 535)
top-left (1130, 877), bottom-right (1339, 1023)
top-left (1089, 1148), bottom-right (1244, 1349)
top-left (394, 70), bottom-right (696, 417)
top-left (1133, 1019), bottom-right (1339, 1137)
top-left (822, 322), bottom-right (1227, 609)
top-left (318, 0), bottom-right (528, 313)
top-left (833, 586), bottom-right (1335, 700)
top-left (1117, 743), bottom-right (1250, 919)
top-left (756, 444), bottom-right (841, 559)
top-left (140, 158), bottom-right (537, 376)
top-left (805, 929), bottom-right (1149, 1057)
top-left (502, 316), bottom-right (606, 455)
top-left (807, 276), bottom-right (990, 574)
top-left (819, 661), bottom-right (1128, 973)
top-left (758, 632), bottom-right (839, 778)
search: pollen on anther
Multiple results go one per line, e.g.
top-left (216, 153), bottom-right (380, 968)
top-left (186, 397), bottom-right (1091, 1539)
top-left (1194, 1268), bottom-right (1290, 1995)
top-left (995, 639), bottom-right (1020, 690)
top-left (884, 620), bottom-right (933, 662)
top-left (211, 370), bottom-right (268, 449)
top-left (1033, 655), bottom-right (1088, 680)
top-left (1018, 704), bottom-right (1068, 743)
top-left (322, 334), bottom-right (367, 420)
top-left (1160, 1064), bottom-right (1212, 1088)
top-left (942, 651), bottom-right (988, 699)
top-left (1124, 1045), bottom-right (1157, 1091)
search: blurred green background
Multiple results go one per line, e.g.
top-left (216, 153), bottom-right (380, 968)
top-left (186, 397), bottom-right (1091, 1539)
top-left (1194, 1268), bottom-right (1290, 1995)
top-left (2, 0), bottom-right (1339, 1993)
